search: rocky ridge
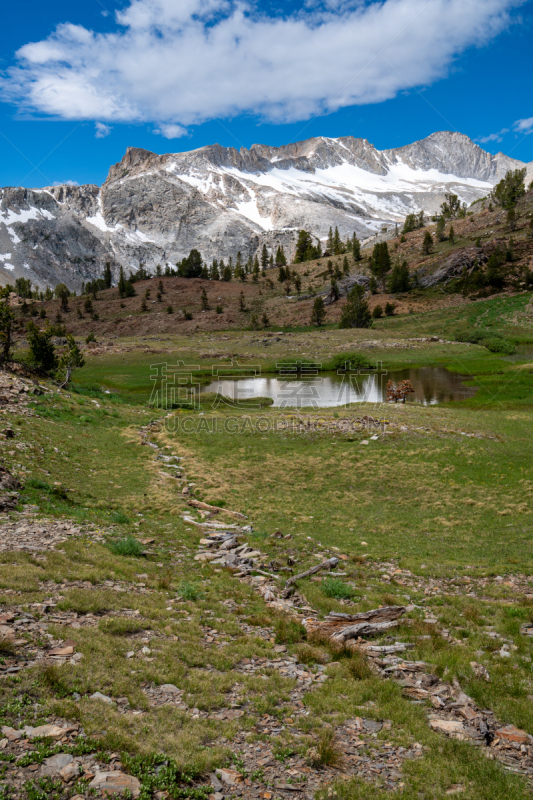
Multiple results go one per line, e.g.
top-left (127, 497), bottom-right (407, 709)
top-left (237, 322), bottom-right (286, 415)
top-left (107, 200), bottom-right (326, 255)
top-left (1, 132), bottom-right (532, 291)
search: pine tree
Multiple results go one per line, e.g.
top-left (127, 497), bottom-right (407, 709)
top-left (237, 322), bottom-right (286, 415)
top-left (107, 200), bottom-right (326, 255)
top-left (417, 210), bottom-right (425, 229)
top-left (201, 288), bottom-right (210, 311)
top-left (333, 226), bottom-right (342, 255)
top-left (310, 297), bottom-right (326, 326)
top-left (370, 242), bottom-right (392, 291)
top-left (104, 262), bottom-right (112, 289)
top-left (339, 284), bottom-right (372, 329)
top-left (436, 217), bottom-right (446, 242)
top-left (278, 266), bottom-right (286, 283)
top-left (239, 291), bottom-right (247, 312)
top-left (269, 254), bottom-right (274, 267)
top-left (252, 259), bottom-right (260, 283)
top-left (211, 259), bottom-right (220, 281)
top-left (261, 245), bottom-right (269, 271)
top-left (261, 311), bottom-right (270, 327)
top-left (118, 266), bottom-right (126, 298)
top-left (342, 256), bottom-right (349, 275)
top-left (327, 227), bottom-right (334, 252)
top-left (448, 225), bottom-right (455, 244)
top-left (352, 236), bottom-right (361, 261)
top-left (294, 275), bottom-right (302, 294)
top-left (389, 261), bottom-right (410, 293)
top-left (421, 231), bottom-right (433, 255)
top-left (330, 278), bottom-right (339, 301)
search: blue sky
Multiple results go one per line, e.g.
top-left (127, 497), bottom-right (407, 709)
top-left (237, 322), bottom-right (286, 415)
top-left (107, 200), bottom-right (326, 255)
top-left (1, 0), bottom-right (532, 188)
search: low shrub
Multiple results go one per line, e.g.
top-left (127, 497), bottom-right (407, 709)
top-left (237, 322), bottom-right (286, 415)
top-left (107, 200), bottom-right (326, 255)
top-left (322, 577), bottom-right (355, 599)
top-left (273, 616), bottom-right (306, 644)
top-left (178, 580), bottom-right (203, 601)
top-left (106, 536), bottom-right (144, 557)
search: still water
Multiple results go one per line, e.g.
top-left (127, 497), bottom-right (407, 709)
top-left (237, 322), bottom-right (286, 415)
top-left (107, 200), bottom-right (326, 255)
top-left (202, 366), bottom-right (476, 408)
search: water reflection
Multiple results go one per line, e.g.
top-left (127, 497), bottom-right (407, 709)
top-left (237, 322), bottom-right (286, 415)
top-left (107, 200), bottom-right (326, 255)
top-left (203, 367), bottom-right (475, 408)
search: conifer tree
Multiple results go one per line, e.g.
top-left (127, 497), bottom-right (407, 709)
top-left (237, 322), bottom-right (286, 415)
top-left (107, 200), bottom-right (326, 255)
top-left (343, 256), bottom-right (349, 275)
top-left (327, 227), bottom-right (334, 252)
top-left (448, 225), bottom-right (455, 244)
top-left (352, 236), bottom-right (362, 261)
top-left (422, 231), bottom-right (433, 255)
top-left (436, 217), bottom-right (446, 242)
top-left (310, 297), bottom-right (326, 326)
top-left (339, 284), bottom-right (372, 329)
top-left (261, 245), bottom-right (269, 271)
top-left (118, 266), bottom-right (126, 298)
top-left (104, 262), bottom-right (112, 289)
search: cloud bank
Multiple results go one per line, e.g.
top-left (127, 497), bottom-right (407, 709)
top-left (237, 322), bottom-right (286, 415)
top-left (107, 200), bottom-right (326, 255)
top-left (0, 0), bottom-right (525, 131)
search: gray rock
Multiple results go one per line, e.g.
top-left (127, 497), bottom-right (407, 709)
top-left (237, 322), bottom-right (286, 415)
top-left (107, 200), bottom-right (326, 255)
top-left (90, 691), bottom-right (115, 704)
top-left (41, 753), bottom-right (74, 776)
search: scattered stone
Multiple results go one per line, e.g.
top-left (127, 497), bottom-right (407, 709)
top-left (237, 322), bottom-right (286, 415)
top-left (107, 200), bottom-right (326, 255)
top-left (89, 771), bottom-right (141, 797)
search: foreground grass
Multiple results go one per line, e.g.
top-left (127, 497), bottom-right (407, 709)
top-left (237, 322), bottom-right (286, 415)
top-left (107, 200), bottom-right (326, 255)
top-left (2, 323), bottom-right (533, 798)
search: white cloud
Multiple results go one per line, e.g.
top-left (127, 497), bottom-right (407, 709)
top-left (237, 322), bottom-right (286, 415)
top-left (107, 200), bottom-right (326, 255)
top-left (0, 0), bottom-right (526, 129)
top-left (476, 128), bottom-right (509, 144)
top-left (154, 123), bottom-right (188, 138)
top-left (95, 121), bottom-right (112, 138)
top-left (514, 117), bottom-right (533, 134)
top-left (52, 179), bottom-right (80, 186)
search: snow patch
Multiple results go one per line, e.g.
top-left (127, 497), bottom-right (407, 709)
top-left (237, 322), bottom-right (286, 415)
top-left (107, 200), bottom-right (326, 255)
top-left (234, 198), bottom-right (273, 230)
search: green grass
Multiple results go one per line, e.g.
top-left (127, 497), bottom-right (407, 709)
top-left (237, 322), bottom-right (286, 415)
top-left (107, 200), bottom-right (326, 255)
top-left (3, 316), bottom-right (533, 798)
top-left (106, 535), bottom-right (145, 557)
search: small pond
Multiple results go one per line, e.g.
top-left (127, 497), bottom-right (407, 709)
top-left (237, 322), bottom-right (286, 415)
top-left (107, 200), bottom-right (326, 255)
top-left (202, 366), bottom-right (476, 408)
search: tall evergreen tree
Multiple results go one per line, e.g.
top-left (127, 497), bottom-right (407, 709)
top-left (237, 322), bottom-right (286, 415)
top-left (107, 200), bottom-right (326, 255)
top-left (339, 284), bottom-right (372, 329)
top-left (370, 242), bottom-right (391, 291)
top-left (327, 227), bottom-right (334, 252)
top-left (310, 297), bottom-right (326, 327)
top-left (389, 261), bottom-right (411, 293)
top-left (261, 245), bottom-right (269, 271)
top-left (104, 262), bottom-right (112, 289)
top-left (421, 231), bottom-right (433, 255)
top-left (352, 236), bottom-right (362, 261)
top-left (118, 266), bottom-right (126, 298)
top-left (436, 217), bottom-right (446, 242)
top-left (333, 226), bottom-right (342, 255)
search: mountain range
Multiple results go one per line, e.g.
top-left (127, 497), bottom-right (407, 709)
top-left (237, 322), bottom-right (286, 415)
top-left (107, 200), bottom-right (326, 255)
top-left (1, 130), bottom-right (532, 291)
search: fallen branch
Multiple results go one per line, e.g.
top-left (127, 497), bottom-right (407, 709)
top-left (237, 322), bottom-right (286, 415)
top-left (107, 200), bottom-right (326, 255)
top-left (281, 557), bottom-right (339, 598)
top-left (306, 606), bottom-right (406, 640)
top-left (188, 499), bottom-right (247, 520)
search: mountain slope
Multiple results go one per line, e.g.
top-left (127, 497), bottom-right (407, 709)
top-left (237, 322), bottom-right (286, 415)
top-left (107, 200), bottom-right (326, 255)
top-left (1, 131), bottom-right (531, 291)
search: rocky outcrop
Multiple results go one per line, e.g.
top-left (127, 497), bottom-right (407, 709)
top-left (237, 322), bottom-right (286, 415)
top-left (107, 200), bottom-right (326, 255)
top-left (1, 131), bottom-right (531, 291)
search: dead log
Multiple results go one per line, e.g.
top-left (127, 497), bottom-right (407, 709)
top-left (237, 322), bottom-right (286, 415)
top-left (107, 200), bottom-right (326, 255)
top-left (281, 557), bottom-right (339, 598)
top-left (305, 606), bottom-right (406, 640)
top-left (330, 619), bottom-right (399, 643)
top-left (362, 643), bottom-right (414, 654)
top-left (188, 499), bottom-right (247, 520)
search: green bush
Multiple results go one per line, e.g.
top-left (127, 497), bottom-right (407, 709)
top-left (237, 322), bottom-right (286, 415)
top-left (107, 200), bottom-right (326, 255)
top-left (274, 617), bottom-right (306, 644)
top-left (178, 580), bottom-right (203, 601)
top-left (107, 536), bottom-right (144, 557)
top-left (110, 511), bottom-right (130, 524)
top-left (328, 351), bottom-right (370, 371)
top-left (454, 327), bottom-right (515, 354)
top-left (482, 337), bottom-right (516, 355)
top-left (27, 478), bottom-right (51, 491)
top-left (322, 577), bottom-right (355, 599)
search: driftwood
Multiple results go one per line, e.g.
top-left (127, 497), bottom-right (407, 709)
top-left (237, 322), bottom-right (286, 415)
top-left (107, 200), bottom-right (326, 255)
top-left (281, 557), bottom-right (339, 598)
top-left (306, 606), bottom-right (406, 641)
top-left (330, 619), bottom-right (399, 643)
top-left (188, 499), bottom-right (247, 520)
top-left (361, 643), bottom-right (414, 655)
